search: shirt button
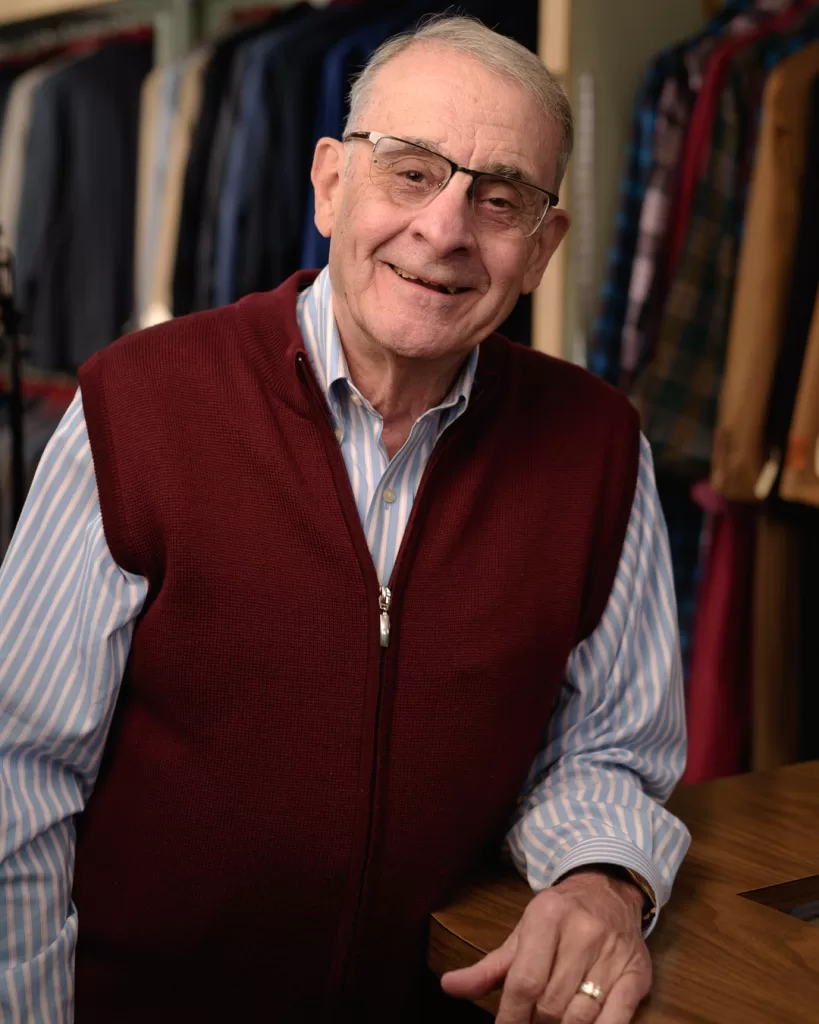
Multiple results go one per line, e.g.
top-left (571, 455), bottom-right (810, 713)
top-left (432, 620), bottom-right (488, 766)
top-left (351, 393), bottom-right (363, 407)
top-left (334, 426), bottom-right (344, 442)
top-left (383, 487), bottom-right (397, 504)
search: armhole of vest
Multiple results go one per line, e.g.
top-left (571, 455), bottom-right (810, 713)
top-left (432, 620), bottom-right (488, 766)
top-left (79, 360), bottom-right (142, 578)
top-left (575, 406), bottom-right (641, 645)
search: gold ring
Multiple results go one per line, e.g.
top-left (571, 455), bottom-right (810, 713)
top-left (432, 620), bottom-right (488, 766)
top-left (578, 980), bottom-right (605, 1003)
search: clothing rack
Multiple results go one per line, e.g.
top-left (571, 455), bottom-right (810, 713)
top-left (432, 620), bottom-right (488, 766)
top-left (0, 1), bottom-right (319, 65)
top-left (0, 0), bottom-right (112, 24)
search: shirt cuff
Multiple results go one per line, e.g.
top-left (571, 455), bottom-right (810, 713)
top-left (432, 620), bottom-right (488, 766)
top-left (542, 837), bottom-right (665, 937)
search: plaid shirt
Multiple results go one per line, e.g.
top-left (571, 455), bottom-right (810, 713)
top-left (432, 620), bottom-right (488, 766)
top-left (632, 15), bottom-right (819, 475)
top-left (588, 56), bottom-right (677, 384)
top-left (620, 1), bottom-right (789, 385)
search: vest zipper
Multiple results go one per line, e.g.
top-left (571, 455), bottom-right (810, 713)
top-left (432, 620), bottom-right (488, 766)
top-left (338, 405), bottom-right (485, 999)
top-left (297, 350), bottom-right (489, 1003)
top-left (378, 586), bottom-right (392, 648)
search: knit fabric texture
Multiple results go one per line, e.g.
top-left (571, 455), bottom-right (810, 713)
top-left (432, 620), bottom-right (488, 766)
top-left (76, 270), bottom-right (640, 1022)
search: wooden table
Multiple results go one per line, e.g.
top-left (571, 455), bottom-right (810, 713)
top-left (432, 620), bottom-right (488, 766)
top-left (429, 761), bottom-right (819, 1022)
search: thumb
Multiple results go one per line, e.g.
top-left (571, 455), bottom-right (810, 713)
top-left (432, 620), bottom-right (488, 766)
top-left (440, 932), bottom-right (518, 999)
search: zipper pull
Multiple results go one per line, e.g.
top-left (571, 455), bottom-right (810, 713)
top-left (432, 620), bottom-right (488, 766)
top-left (379, 586), bottom-right (392, 648)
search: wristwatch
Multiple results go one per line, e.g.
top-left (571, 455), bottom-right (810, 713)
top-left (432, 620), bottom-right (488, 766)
top-left (558, 864), bottom-right (658, 925)
top-left (621, 867), bottom-right (657, 925)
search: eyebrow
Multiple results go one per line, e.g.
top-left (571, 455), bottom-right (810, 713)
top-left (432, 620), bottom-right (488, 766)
top-left (483, 162), bottom-right (533, 184)
top-left (401, 135), bottom-right (538, 187)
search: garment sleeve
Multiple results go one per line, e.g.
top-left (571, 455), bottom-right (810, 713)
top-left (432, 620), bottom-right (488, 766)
top-left (0, 391), bottom-right (148, 1022)
top-left (14, 72), bottom-right (63, 366)
top-left (505, 435), bottom-right (690, 931)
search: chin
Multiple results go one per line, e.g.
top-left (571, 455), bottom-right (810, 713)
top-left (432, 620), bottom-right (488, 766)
top-left (363, 306), bottom-right (478, 361)
top-left (376, 324), bottom-right (472, 361)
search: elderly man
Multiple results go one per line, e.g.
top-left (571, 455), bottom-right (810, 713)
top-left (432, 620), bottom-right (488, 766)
top-left (0, 15), bottom-right (688, 1024)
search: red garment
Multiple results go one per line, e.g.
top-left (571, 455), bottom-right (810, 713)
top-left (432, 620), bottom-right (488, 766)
top-left (75, 270), bottom-right (640, 1022)
top-left (683, 482), bottom-right (756, 785)
top-left (667, 1), bottom-right (813, 277)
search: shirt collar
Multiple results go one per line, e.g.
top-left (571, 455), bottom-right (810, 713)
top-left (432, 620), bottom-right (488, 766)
top-left (296, 266), bottom-right (478, 418)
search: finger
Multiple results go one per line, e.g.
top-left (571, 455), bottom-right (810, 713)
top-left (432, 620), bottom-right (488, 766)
top-left (493, 925), bottom-right (560, 1024)
top-left (592, 972), bottom-right (651, 1024)
top-left (560, 986), bottom-right (608, 1024)
top-left (559, 945), bottom-right (634, 1024)
top-left (441, 932), bottom-right (519, 1000)
top-left (526, 917), bottom-right (602, 1022)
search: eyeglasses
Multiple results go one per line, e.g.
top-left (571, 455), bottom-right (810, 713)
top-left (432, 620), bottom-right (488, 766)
top-left (344, 131), bottom-right (559, 238)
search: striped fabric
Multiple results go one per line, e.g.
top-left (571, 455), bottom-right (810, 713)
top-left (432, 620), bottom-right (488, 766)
top-left (587, 56), bottom-right (673, 385)
top-left (298, 268), bottom-right (478, 585)
top-left (0, 268), bottom-right (689, 1021)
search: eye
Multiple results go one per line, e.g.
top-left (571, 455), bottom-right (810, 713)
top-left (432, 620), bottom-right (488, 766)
top-left (400, 167), bottom-right (431, 185)
top-left (476, 178), bottom-right (525, 212)
top-left (374, 148), bottom-right (446, 190)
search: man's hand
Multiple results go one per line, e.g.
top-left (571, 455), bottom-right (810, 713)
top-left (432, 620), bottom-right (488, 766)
top-left (440, 868), bottom-right (652, 1024)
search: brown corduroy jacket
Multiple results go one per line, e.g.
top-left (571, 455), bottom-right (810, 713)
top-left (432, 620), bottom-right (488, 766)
top-left (711, 42), bottom-right (819, 501)
top-left (781, 290), bottom-right (819, 504)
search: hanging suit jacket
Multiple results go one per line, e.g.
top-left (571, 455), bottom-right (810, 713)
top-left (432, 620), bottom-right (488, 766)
top-left (0, 59), bottom-right (71, 255)
top-left (764, 68), bottom-right (819, 472)
top-left (146, 48), bottom-right (211, 327)
top-left (16, 38), bottom-right (152, 372)
top-left (171, 19), bottom-right (277, 317)
top-left (781, 293), bottom-right (819, 503)
top-left (633, 8), bottom-right (819, 474)
top-left (711, 41), bottom-right (819, 500)
top-left (134, 65), bottom-right (163, 327)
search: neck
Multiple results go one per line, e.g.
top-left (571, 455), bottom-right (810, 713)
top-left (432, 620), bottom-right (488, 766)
top-left (341, 341), bottom-right (464, 459)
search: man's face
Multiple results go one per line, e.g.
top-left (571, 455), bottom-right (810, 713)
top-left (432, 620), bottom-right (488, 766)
top-left (312, 44), bottom-right (570, 364)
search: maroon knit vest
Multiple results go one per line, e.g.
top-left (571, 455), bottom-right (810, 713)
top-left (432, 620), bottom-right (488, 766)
top-left (75, 271), bottom-right (639, 1022)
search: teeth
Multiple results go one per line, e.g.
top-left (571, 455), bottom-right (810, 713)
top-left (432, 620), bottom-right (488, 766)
top-left (393, 266), bottom-right (419, 281)
top-left (391, 265), bottom-right (461, 294)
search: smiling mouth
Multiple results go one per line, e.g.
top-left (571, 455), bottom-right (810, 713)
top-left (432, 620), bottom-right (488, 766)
top-left (388, 264), bottom-right (469, 295)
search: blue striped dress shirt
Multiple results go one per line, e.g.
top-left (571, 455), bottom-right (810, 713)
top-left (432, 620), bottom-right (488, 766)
top-left (0, 267), bottom-right (689, 1021)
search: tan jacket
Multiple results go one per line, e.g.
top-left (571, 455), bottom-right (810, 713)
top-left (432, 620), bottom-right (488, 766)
top-left (711, 42), bottom-right (819, 500)
top-left (143, 47), bottom-right (211, 328)
top-left (134, 66), bottom-right (163, 324)
top-left (780, 290), bottom-right (819, 504)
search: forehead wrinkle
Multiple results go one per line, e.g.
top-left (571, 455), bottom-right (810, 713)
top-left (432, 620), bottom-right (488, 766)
top-left (391, 133), bottom-right (542, 188)
top-left (366, 55), bottom-right (556, 186)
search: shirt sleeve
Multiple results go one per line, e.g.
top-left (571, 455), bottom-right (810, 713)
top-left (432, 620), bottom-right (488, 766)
top-left (0, 390), bottom-right (148, 1022)
top-left (505, 434), bottom-right (690, 929)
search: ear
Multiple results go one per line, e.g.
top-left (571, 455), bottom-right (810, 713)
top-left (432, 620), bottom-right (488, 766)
top-left (311, 137), bottom-right (345, 239)
top-left (520, 209), bottom-right (571, 295)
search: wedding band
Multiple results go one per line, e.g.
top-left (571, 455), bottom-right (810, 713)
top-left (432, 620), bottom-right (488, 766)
top-left (578, 980), bottom-right (605, 1003)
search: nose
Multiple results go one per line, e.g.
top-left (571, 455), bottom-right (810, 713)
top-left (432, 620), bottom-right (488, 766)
top-left (408, 172), bottom-right (477, 255)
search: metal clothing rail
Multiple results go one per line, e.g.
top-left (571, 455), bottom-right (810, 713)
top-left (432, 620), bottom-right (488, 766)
top-left (0, 1), bottom-right (313, 68)
top-left (0, 0), bottom-right (112, 25)
top-left (0, 1), bottom-right (201, 64)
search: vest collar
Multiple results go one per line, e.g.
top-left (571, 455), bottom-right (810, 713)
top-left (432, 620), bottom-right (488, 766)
top-left (237, 270), bottom-right (508, 419)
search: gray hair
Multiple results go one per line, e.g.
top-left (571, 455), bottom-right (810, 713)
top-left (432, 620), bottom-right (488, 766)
top-left (344, 14), bottom-right (574, 188)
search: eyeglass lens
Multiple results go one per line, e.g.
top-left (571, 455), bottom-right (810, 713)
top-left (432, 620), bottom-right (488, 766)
top-left (370, 136), bottom-right (548, 236)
